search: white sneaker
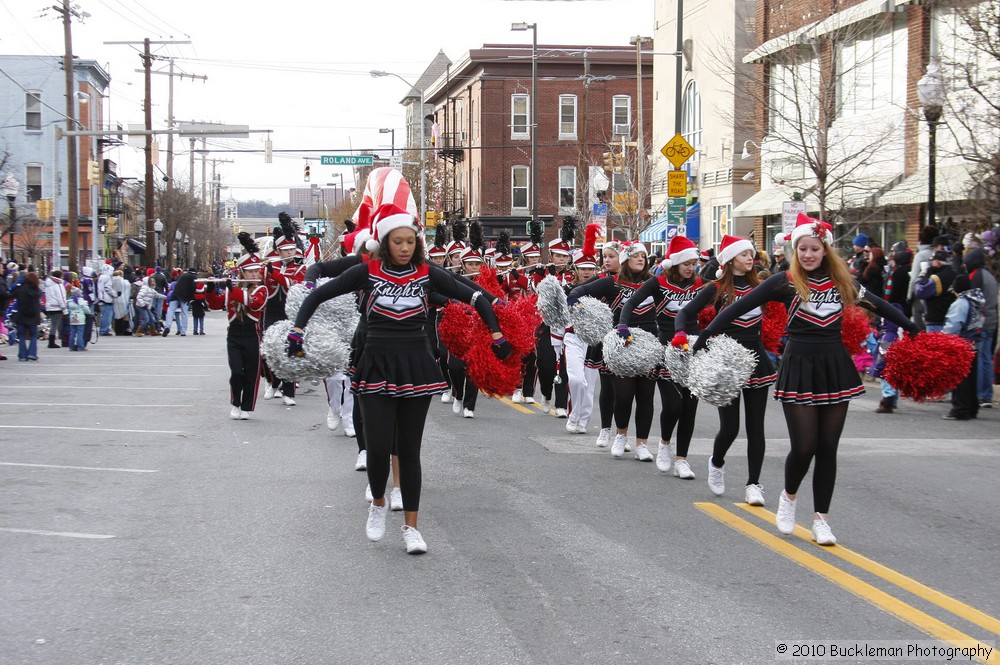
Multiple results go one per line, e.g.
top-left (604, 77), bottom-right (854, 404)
top-left (656, 441), bottom-right (674, 473)
top-left (274, 389), bottom-right (284, 399)
top-left (707, 460), bottom-right (725, 496)
top-left (539, 396), bottom-right (551, 413)
top-left (366, 502), bottom-right (388, 541)
top-left (463, 408), bottom-right (475, 418)
top-left (554, 407), bottom-right (567, 418)
top-left (364, 483), bottom-right (373, 502)
top-left (390, 487), bottom-right (403, 511)
top-left (452, 399), bottom-right (462, 415)
top-left (595, 428), bottom-right (612, 447)
top-left (230, 405), bottom-right (240, 420)
top-left (633, 443), bottom-right (654, 462)
top-left (744, 484), bottom-right (765, 506)
top-left (566, 419), bottom-right (579, 433)
top-left (523, 395), bottom-right (537, 404)
top-left (355, 450), bottom-right (367, 471)
top-left (440, 390), bottom-right (453, 404)
top-left (776, 491), bottom-right (797, 534)
top-left (344, 426), bottom-right (356, 438)
top-left (264, 385), bottom-right (275, 400)
top-left (673, 459), bottom-right (695, 479)
top-left (282, 395), bottom-right (296, 406)
top-left (811, 518), bottom-right (837, 545)
top-left (401, 525), bottom-right (427, 554)
top-left (611, 433), bottom-right (627, 458)
top-left (511, 389), bottom-right (524, 403)
top-left (326, 408), bottom-right (341, 430)
top-left (239, 411), bottom-right (250, 420)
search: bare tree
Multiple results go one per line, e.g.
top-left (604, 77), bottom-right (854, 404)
top-left (587, 135), bottom-right (662, 241)
top-left (16, 214), bottom-right (51, 266)
top-left (155, 185), bottom-right (203, 270)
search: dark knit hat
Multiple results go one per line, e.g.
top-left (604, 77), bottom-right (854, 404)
top-left (932, 250), bottom-right (950, 262)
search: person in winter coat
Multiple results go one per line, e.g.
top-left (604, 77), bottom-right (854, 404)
top-left (914, 250), bottom-right (956, 332)
top-left (962, 248), bottom-right (998, 407)
top-left (11, 271), bottom-right (42, 360)
top-left (80, 266), bottom-right (97, 345)
top-left (67, 287), bottom-right (90, 351)
top-left (96, 263), bottom-right (117, 335)
top-left (134, 277), bottom-right (158, 336)
top-left (163, 267), bottom-right (196, 336)
top-left (885, 250), bottom-right (911, 317)
top-left (190, 279), bottom-right (209, 335)
top-left (941, 274), bottom-right (986, 420)
top-left (858, 246), bottom-right (887, 299)
top-left (111, 270), bottom-right (130, 334)
top-left (43, 270), bottom-right (69, 349)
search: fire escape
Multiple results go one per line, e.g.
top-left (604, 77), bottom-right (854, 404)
top-left (436, 132), bottom-right (465, 221)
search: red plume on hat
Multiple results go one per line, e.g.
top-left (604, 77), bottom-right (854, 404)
top-left (583, 223), bottom-right (599, 257)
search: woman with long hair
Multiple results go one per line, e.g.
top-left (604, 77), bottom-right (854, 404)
top-left (11, 271), bottom-right (42, 361)
top-left (292, 203), bottom-right (510, 555)
top-left (859, 246), bottom-right (887, 299)
top-left (620, 235), bottom-right (705, 476)
top-left (674, 236), bottom-right (775, 505)
top-left (695, 215), bottom-right (917, 545)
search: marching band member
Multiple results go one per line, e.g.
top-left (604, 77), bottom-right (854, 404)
top-left (448, 244), bottom-right (486, 418)
top-left (510, 225), bottom-right (543, 404)
top-left (262, 213), bottom-right (306, 406)
top-left (445, 219), bottom-right (467, 270)
top-left (562, 224), bottom-right (602, 433)
top-left (530, 220), bottom-right (575, 416)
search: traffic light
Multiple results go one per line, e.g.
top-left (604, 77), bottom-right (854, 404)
top-left (35, 198), bottom-right (53, 219)
top-left (264, 138), bottom-right (273, 164)
top-left (602, 151), bottom-right (615, 174)
top-left (303, 164), bottom-right (311, 182)
top-left (106, 216), bottom-right (117, 233)
top-left (87, 160), bottom-right (101, 184)
top-left (425, 211), bottom-right (438, 227)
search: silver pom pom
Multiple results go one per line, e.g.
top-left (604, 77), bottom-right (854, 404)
top-left (686, 335), bottom-right (757, 407)
top-left (662, 344), bottom-right (691, 386)
top-left (286, 281), bottom-right (360, 340)
top-left (570, 296), bottom-right (614, 346)
top-left (260, 320), bottom-right (352, 382)
top-left (536, 275), bottom-right (571, 329)
top-left (602, 327), bottom-right (662, 377)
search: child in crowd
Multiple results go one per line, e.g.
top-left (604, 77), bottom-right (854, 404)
top-left (190, 280), bottom-right (209, 335)
top-left (67, 287), bottom-right (89, 351)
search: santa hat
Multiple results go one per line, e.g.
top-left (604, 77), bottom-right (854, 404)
top-left (366, 203), bottom-right (420, 252)
top-left (619, 240), bottom-right (648, 261)
top-left (699, 251), bottom-right (710, 262)
top-left (773, 232), bottom-right (791, 249)
top-left (662, 235), bottom-right (698, 267)
top-left (715, 235), bottom-right (755, 278)
top-left (790, 212), bottom-right (834, 248)
top-left (459, 246), bottom-right (483, 264)
top-left (574, 223), bottom-right (601, 269)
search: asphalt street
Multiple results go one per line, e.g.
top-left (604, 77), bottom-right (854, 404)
top-left (1, 312), bottom-right (998, 665)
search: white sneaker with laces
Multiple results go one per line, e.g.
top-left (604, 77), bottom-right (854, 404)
top-left (440, 390), bottom-right (453, 404)
top-left (282, 395), bottom-right (295, 406)
top-left (390, 487), bottom-right (403, 511)
top-left (673, 459), bottom-right (695, 479)
top-left (366, 502), bottom-right (388, 541)
top-left (633, 443), bottom-right (654, 462)
top-left (811, 518), bottom-right (837, 545)
top-left (274, 389), bottom-right (284, 399)
top-left (463, 408), bottom-right (475, 418)
top-left (707, 460), bottom-right (725, 495)
top-left (776, 491), bottom-right (797, 534)
top-left (655, 441), bottom-right (674, 473)
top-left (326, 408), bottom-right (341, 430)
top-left (744, 484), bottom-right (765, 506)
top-left (364, 484), bottom-right (373, 502)
top-left (452, 399), bottom-right (462, 415)
top-left (401, 525), bottom-right (427, 554)
top-left (264, 385), bottom-right (275, 400)
top-left (230, 405), bottom-right (240, 420)
top-left (344, 426), bottom-right (356, 438)
top-left (611, 433), bottom-right (627, 458)
top-left (554, 407), bottom-right (567, 418)
top-left (566, 419), bottom-right (579, 433)
top-left (511, 389), bottom-right (524, 403)
top-left (239, 411), bottom-right (250, 420)
top-left (595, 428), bottom-right (612, 447)
top-left (355, 450), bottom-right (367, 471)
top-left (523, 395), bottom-right (537, 404)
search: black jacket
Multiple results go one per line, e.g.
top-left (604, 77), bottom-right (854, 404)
top-left (171, 272), bottom-right (196, 302)
top-left (11, 282), bottom-right (42, 325)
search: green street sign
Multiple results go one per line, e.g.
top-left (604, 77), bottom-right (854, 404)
top-left (321, 155), bottom-right (374, 166)
top-left (667, 197), bottom-right (686, 226)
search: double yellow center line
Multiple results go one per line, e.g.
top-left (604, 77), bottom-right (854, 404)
top-left (697, 502), bottom-right (999, 665)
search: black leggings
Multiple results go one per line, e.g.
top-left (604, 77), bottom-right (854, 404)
top-left (359, 394), bottom-right (432, 512)
top-left (711, 386), bottom-right (768, 485)
top-left (599, 373), bottom-right (615, 429)
top-left (521, 351), bottom-right (537, 397)
top-left (353, 397), bottom-right (365, 453)
top-left (613, 376), bottom-right (656, 439)
top-left (658, 380), bottom-right (698, 456)
top-left (781, 401), bottom-right (850, 514)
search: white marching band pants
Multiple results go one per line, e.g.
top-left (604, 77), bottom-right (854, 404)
top-left (564, 332), bottom-right (597, 428)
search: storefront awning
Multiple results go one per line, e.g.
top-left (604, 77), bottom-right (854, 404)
top-left (810, 0), bottom-right (896, 39)
top-left (879, 162), bottom-right (982, 206)
top-left (126, 238), bottom-right (146, 254)
top-left (743, 22), bottom-right (818, 64)
top-left (732, 189), bottom-right (819, 217)
top-left (639, 216), bottom-right (670, 242)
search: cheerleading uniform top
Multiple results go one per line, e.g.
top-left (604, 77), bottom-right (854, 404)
top-left (699, 271), bottom-right (917, 404)
top-left (675, 275), bottom-right (776, 388)
top-left (619, 274), bottom-right (703, 341)
top-left (568, 274), bottom-right (657, 334)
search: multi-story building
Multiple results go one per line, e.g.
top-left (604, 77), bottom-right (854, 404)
top-left (0, 55), bottom-right (111, 268)
top-left (289, 184), bottom-right (344, 217)
top-left (421, 44), bottom-right (653, 248)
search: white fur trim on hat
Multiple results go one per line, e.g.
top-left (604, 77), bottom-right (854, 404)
top-left (790, 212), bottom-right (833, 248)
top-left (618, 241), bottom-right (648, 260)
top-left (666, 246), bottom-right (698, 267)
top-left (716, 237), bottom-right (755, 267)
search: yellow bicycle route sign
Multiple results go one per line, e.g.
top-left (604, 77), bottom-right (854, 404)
top-left (661, 133), bottom-right (695, 169)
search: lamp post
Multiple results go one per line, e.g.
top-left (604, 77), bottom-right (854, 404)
top-left (1, 173), bottom-right (17, 262)
top-left (379, 128), bottom-right (396, 156)
top-left (511, 22), bottom-right (538, 227)
top-left (370, 70), bottom-right (425, 226)
top-left (153, 218), bottom-right (163, 267)
top-left (916, 60), bottom-right (947, 229)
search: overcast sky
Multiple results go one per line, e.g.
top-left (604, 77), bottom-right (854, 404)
top-left (0, 0), bottom-right (653, 204)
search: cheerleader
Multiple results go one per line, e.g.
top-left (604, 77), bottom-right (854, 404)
top-left (674, 235), bottom-right (775, 505)
top-left (588, 240), bottom-right (621, 447)
top-left (561, 224), bottom-right (602, 434)
top-left (262, 213), bottom-right (306, 405)
top-left (695, 214), bottom-right (917, 544)
top-left (215, 248), bottom-right (267, 420)
top-left (291, 203), bottom-right (511, 554)
top-left (568, 241), bottom-right (655, 459)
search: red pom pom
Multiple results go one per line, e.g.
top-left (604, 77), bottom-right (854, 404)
top-left (840, 304), bottom-right (873, 354)
top-left (495, 294), bottom-right (541, 357)
top-left (438, 302), bottom-right (475, 356)
top-left (473, 265), bottom-right (504, 298)
top-left (883, 332), bottom-right (976, 401)
top-left (761, 301), bottom-right (787, 354)
top-left (697, 306), bottom-right (717, 330)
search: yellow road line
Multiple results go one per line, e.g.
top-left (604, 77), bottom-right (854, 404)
top-left (496, 396), bottom-right (536, 415)
top-left (734, 502), bottom-right (1000, 637)
top-left (695, 503), bottom-right (998, 665)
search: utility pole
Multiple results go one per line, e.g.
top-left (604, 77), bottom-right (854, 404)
top-left (57, 0), bottom-right (80, 271)
top-left (578, 50), bottom-right (590, 217)
top-left (209, 158), bottom-right (233, 229)
top-left (139, 60), bottom-right (207, 189)
top-left (632, 35), bottom-right (650, 225)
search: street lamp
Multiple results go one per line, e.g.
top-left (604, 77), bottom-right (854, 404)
top-left (379, 128), bottom-right (396, 156)
top-left (1, 173), bottom-right (18, 262)
top-left (917, 59), bottom-right (947, 229)
top-left (370, 70), bottom-right (426, 227)
top-left (153, 218), bottom-right (163, 266)
top-left (511, 22), bottom-right (538, 227)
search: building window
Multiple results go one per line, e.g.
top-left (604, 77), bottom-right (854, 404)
top-left (558, 166), bottom-right (576, 210)
top-left (711, 203), bottom-right (732, 250)
top-left (681, 81), bottom-right (702, 151)
top-left (559, 95), bottom-right (577, 139)
top-left (26, 165), bottom-right (43, 202)
top-left (612, 96), bottom-right (631, 136)
top-left (512, 166), bottom-right (529, 211)
top-left (768, 58), bottom-right (819, 135)
top-left (511, 94), bottom-right (529, 139)
top-left (25, 92), bottom-right (42, 131)
top-left (836, 22), bottom-right (906, 116)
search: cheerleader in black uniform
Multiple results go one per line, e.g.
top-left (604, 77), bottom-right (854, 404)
top-left (589, 241), bottom-right (621, 448)
top-left (674, 235), bottom-right (775, 505)
top-left (292, 204), bottom-right (510, 554)
top-left (620, 236), bottom-right (704, 475)
top-left (695, 215), bottom-right (917, 545)
top-left (569, 241), bottom-right (655, 460)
